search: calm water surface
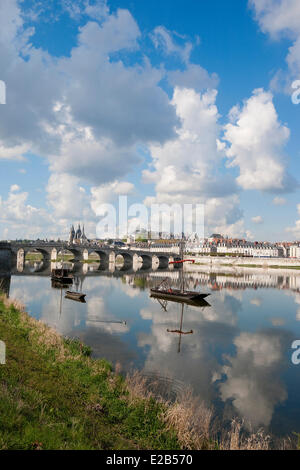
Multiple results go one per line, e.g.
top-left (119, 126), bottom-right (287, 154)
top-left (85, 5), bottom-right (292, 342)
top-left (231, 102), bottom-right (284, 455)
top-left (5, 263), bottom-right (300, 437)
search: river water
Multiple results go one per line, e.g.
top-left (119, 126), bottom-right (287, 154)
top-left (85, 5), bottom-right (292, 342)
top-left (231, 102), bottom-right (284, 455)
top-left (5, 261), bottom-right (300, 438)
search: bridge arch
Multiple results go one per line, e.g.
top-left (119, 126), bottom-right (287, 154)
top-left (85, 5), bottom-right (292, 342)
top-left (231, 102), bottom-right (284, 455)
top-left (63, 248), bottom-right (82, 262)
top-left (83, 249), bottom-right (100, 263)
top-left (115, 251), bottom-right (133, 271)
top-left (92, 250), bottom-right (110, 264)
top-left (33, 248), bottom-right (52, 261)
top-left (156, 255), bottom-right (170, 269)
top-left (138, 254), bottom-right (153, 270)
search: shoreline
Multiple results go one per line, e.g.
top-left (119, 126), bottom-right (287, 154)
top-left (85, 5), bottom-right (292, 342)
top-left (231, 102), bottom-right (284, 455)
top-left (184, 256), bottom-right (300, 276)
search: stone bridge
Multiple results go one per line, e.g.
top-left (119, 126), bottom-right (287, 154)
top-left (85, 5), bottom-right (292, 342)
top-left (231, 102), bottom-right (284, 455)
top-left (5, 241), bottom-right (182, 272)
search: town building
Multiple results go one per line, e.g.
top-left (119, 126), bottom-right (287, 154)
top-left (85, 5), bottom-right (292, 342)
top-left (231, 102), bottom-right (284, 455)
top-left (186, 234), bottom-right (285, 258)
top-left (290, 245), bottom-right (300, 258)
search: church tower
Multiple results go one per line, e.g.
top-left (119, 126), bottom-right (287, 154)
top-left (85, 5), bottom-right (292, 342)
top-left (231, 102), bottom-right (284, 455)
top-left (69, 224), bottom-right (75, 244)
top-left (81, 225), bottom-right (87, 243)
top-left (75, 224), bottom-right (82, 241)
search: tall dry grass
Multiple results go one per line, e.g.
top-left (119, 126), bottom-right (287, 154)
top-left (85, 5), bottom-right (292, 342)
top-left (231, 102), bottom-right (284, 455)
top-left (125, 370), bottom-right (161, 406)
top-left (219, 419), bottom-right (271, 450)
top-left (125, 370), bottom-right (215, 449)
top-left (1, 295), bottom-right (25, 313)
top-left (124, 369), bottom-right (289, 450)
top-left (163, 387), bottom-right (214, 449)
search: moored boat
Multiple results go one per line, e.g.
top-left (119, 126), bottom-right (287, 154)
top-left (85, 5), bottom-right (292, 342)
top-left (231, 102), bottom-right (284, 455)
top-left (150, 251), bottom-right (210, 305)
top-left (65, 291), bottom-right (86, 302)
top-left (150, 288), bottom-right (210, 303)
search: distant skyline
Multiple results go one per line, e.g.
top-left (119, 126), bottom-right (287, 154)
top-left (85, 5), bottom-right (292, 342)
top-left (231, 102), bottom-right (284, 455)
top-left (0, 0), bottom-right (300, 242)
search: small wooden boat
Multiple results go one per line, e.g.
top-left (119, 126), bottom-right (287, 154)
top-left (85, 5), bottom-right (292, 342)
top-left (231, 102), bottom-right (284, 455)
top-left (150, 257), bottom-right (210, 305)
top-left (51, 268), bottom-right (73, 284)
top-left (150, 288), bottom-right (210, 303)
top-left (65, 291), bottom-right (86, 302)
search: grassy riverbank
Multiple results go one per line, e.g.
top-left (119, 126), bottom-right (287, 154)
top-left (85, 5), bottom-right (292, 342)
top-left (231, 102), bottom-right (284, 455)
top-left (0, 296), bottom-right (181, 450)
top-left (0, 295), bottom-right (298, 450)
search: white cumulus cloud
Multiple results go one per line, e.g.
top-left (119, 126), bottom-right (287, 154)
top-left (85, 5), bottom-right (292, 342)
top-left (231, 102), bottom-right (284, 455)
top-left (249, 0), bottom-right (300, 79)
top-left (223, 88), bottom-right (293, 192)
top-left (143, 86), bottom-right (247, 237)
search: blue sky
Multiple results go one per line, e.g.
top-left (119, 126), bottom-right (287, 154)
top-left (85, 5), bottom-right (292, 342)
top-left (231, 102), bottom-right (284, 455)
top-left (0, 0), bottom-right (299, 241)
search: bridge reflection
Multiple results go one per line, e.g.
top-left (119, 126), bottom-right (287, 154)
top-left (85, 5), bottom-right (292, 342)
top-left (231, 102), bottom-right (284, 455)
top-left (10, 257), bottom-right (179, 276)
top-left (2, 256), bottom-right (300, 299)
top-left (0, 256), bottom-right (181, 297)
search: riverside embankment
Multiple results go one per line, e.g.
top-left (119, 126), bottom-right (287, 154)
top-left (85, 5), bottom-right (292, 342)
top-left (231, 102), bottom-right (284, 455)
top-left (185, 256), bottom-right (300, 276)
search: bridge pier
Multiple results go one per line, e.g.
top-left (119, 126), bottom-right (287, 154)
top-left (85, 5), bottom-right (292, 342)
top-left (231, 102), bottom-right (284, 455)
top-left (169, 256), bottom-right (174, 270)
top-left (109, 262), bottom-right (116, 273)
top-left (0, 243), bottom-right (12, 274)
top-left (51, 248), bottom-right (58, 261)
top-left (109, 251), bottom-right (116, 264)
top-left (17, 249), bottom-right (25, 266)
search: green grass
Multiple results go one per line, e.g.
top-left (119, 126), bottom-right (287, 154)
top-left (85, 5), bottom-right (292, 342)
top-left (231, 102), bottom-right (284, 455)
top-left (0, 297), bottom-right (179, 450)
top-left (25, 253), bottom-right (43, 261)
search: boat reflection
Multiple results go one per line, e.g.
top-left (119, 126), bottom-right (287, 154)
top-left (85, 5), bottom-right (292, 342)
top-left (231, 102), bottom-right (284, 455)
top-left (152, 296), bottom-right (211, 353)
